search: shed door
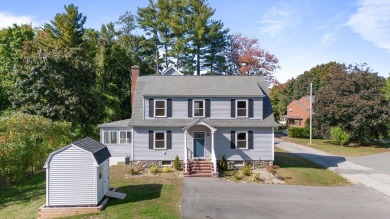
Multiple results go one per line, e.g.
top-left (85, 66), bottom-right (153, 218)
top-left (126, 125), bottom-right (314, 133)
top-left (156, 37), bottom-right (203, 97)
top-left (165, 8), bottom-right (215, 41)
top-left (103, 161), bottom-right (109, 193)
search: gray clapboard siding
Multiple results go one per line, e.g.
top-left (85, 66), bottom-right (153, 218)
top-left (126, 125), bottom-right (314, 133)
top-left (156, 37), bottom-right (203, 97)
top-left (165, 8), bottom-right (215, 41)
top-left (144, 97), bottom-right (263, 119)
top-left (214, 127), bottom-right (273, 161)
top-left (133, 127), bottom-right (185, 160)
top-left (100, 127), bottom-right (132, 158)
top-left (48, 146), bottom-right (97, 206)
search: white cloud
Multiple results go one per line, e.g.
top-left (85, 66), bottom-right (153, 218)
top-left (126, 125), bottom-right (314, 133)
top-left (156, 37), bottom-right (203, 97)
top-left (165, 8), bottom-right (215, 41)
top-left (0, 12), bottom-right (37, 29)
top-left (258, 6), bottom-right (299, 36)
top-left (320, 33), bottom-right (333, 47)
top-left (347, 0), bottom-right (390, 51)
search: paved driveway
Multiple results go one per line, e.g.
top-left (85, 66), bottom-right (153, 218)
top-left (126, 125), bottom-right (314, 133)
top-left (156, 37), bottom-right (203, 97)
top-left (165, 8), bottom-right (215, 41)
top-left (182, 178), bottom-right (390, 219)
top-left (275, 139), bottom-right (390, 197)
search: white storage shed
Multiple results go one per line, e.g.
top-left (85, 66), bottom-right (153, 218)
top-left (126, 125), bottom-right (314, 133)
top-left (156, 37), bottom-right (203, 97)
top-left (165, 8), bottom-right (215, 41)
top-left (44, 137), bottom-right (111, 207)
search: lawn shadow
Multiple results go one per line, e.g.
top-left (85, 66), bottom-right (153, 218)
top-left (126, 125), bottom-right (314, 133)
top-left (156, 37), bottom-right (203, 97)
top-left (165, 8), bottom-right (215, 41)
top-left (107, 184), bottom-right (163, 207)
top-left (274, 152), bottom-right (346, 169)
top-left (0, 172), bottom-right (46, 208)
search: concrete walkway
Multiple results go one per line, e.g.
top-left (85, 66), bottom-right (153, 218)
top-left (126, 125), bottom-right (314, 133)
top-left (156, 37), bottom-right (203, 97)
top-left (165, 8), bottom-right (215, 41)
top-left (275, 138), bottom-right (390, 197)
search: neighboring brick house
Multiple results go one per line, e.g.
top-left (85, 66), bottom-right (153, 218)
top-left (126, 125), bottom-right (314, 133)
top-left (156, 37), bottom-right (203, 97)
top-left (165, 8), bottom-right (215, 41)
top-left (280, 96), bottom-right (314, 127)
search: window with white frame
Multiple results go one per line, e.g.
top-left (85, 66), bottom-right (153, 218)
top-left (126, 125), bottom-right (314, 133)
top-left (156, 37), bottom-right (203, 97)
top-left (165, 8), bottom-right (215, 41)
top-left (161, 160), bottom-right (172, 166)
top-left (236, 100), bottom-right (248, 117)
top-left (193, 100), bottom-right (205, 117)
top-left (236, 132), bottom-right (248, 149)
top-left (120, 131), bottom-right (131, 144)
top-left (154, 132), bottom-right (166, 149)
top-left (104, 131), bottom-right (117, 144)
top-left (154, 100), bottom-right (166, 117)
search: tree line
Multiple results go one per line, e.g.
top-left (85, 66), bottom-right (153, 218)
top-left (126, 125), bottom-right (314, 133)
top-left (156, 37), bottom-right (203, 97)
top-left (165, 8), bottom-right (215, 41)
top-left (0, 1), bottom-right (279, 185)
top-left (270, 62), bottom-right (390, 142)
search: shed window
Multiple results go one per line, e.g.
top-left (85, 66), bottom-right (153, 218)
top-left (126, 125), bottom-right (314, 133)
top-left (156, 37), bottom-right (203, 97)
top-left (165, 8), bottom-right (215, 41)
top-left (104, 131), bottom-right (117, 144)
top-left (120, 131), bottom-right (131, 144)
top-left (236, 132), bottom-right (248, 149)
top-left (154, 132), bottom-right (166, 149)
top-left (98, 166), bottom-right (102, 179)
top-left (155, 100), bottom-right (166, 117)
top-left (193, 100), bottom-right (205, 117)
top-left (236, 100), bottom-right (248, 117)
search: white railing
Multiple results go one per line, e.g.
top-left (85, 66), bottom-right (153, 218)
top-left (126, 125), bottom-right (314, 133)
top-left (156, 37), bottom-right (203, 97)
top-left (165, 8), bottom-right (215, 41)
top-left (211, 132), bottom-right (217, 172)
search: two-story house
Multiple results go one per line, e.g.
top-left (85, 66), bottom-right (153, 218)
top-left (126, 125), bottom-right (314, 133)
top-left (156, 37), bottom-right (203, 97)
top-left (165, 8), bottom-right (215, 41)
top-left (279, 96), bottom-right (314, 127)
top-left (99, 66), bottom-right (278, 177)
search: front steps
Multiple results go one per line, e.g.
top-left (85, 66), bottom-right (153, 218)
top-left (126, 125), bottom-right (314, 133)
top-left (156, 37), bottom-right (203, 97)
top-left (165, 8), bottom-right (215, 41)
top-left (184, 160), bottom-right (218, 177)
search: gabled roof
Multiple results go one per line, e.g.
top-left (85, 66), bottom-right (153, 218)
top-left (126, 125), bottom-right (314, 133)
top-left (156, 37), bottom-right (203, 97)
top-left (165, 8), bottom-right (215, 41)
top-left (182, 119), bottom-right (217, 132)
top-left (44, 137), bottom-right (111, 168)
top-left (139, 75), bottom-right (266, 97)
top-left (98, 119), bottom-right (131, 128)
top-left (161, 66), bottom-right (183, 75)
top-left (128, 75), bottom-right (278, 128)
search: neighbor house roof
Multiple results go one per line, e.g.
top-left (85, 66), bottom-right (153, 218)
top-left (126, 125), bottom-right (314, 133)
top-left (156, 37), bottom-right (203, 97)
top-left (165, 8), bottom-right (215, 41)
top-left (126, 75), bottom-right (278, 128)
top-left (44, 137), bottom-right (111, 168)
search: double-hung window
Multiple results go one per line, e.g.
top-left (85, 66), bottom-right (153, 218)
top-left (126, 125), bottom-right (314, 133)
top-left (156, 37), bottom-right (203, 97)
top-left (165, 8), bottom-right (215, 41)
top-left (236, 132), bottom-right (248, 149)
top-left (154, 100), bottom-right (166, 117)
top-left (154, 132), bottom-right (166, 149)
top-left (236, 100), bottom-right (248, 117)
top-left (120, 131), bottom-right (131, 144)
top-left (104, 131), bottom-right (117, 144)
top-left (193, 100), bottom-right (205, 117)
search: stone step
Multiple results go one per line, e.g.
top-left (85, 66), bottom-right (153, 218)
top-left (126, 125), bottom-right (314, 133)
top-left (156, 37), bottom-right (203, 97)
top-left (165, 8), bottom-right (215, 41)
top-left (187, 173), bottom-right (213, 177)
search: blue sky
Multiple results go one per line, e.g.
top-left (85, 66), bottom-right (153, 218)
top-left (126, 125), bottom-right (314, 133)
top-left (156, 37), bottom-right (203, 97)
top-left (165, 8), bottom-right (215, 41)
top-left (0, 0), bottom-right (389, 83)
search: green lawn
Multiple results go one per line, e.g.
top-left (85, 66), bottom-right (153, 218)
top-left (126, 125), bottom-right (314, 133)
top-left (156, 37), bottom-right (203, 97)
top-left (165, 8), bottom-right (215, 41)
top-left (273, 147), bottom-right (350, 186)
top-left (0, 166), bottom-right (182, 219)
top-left (279, 136), bottom-right (388, 157)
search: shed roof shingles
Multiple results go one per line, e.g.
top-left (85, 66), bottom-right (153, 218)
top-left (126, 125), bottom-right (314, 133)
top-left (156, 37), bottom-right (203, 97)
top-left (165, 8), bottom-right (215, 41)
top-left (73, 137), bottom-right (111, 164)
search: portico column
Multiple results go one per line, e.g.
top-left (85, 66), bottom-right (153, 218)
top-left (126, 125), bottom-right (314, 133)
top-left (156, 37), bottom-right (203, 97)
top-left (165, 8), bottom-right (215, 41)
top-left (184, 131), bottom-right (188, 173)
top-left (211, 131), bottom-right (216, 172)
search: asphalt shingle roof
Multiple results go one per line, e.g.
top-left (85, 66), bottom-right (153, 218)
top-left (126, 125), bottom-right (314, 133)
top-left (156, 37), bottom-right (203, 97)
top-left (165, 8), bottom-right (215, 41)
top-left (72, 137), bottom-right (111, 164)
top-left (139, 75), bottom-right (266, 97)
top-left (124, 75), bottom-right (278, 128)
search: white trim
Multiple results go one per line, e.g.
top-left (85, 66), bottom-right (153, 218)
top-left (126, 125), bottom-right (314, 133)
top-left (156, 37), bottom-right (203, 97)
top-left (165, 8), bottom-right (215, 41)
top-left (236, 99), bottom-right (248, 118)
top-left (192, 99), bottom-right (205, 117)
top-left (119, 130), bottom-right (132, 144)
top-left (154, 131), bottom-right (167, 149)
top-left (236, 131), bottom-right (248, 149)
top-left (103, 131), bottom-right (118, 144)
top-left (182, 119), bottom-right (217, 132)
top-left (272, 127), bottom-right (274, 160)
top-left (154, 99), bottom-right (167, 117)
top-left (161, 66), bottom-right (183, 75)
top-left (161, 160), bottom-right (172, 166)
top-left (131, 129), bottom-right (134, 161)
top-left (193, 131), bottom-right (206, 159)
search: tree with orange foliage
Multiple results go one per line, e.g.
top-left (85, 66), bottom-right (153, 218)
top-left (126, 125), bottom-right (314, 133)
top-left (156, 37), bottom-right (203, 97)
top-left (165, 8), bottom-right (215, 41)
top-left (225, 33), bottom-right (280, 85)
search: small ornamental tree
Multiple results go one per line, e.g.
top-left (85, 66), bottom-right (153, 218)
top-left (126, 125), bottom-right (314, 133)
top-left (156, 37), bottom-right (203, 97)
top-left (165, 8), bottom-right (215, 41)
top-left (330, 126), bottom-right (350, 146)
top-left (173, 155), bottom-right (181, 170)
top-left (219, 155), bottom-right (228, 171)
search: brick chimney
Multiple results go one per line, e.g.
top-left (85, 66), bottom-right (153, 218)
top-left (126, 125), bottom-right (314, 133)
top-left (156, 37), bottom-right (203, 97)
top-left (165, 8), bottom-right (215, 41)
top-left (131, 65), bottom-right (140, 110)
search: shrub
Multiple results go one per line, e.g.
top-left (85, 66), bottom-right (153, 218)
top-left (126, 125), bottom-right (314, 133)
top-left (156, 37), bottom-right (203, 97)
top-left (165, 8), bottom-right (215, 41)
top-left (149, 165), bottom-right (160, 175)
top-left (219, 155), bottom-right (228, 171)
top-left (173, 155), bottom-right (182, 170)
top-left (287, 127), bottom-right (310, 138)
top-left (249, 173), bottom-right (261, 182)
top-left (233, 171), bottom-right (242, 180)
top-left (241, 163), bottom-right (252, 176)
top-left (128, 167), bottom-right (139, 175)
top-left (330, 126), bottom-right (350, 146)
top-left (162, 166), bottom-right (172, 173)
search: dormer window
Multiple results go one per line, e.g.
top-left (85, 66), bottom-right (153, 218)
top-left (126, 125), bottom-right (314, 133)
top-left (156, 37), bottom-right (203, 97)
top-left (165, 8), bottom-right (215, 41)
top-left (193, 100), bottom-right (205, 117)
top-left (154, 100), bottom-right (166, 117)
top-left (236, 100), bottom-right (248, 117)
